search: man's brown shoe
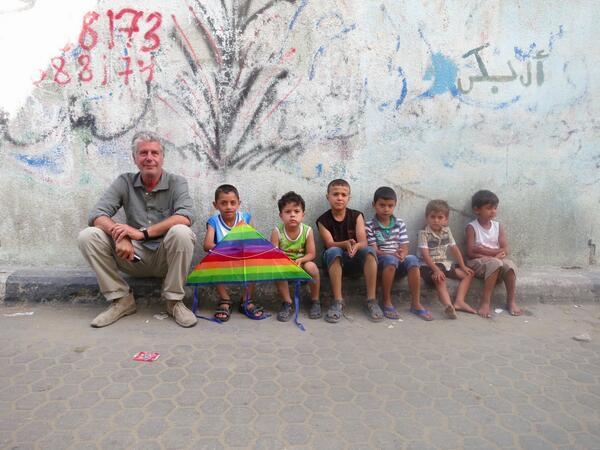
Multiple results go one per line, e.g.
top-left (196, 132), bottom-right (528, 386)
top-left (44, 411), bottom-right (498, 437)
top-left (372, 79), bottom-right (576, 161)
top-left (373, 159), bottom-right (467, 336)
top-left (91, 292), bottom-right (136, 328)
top-left (166, 300), bottom-right (197, 328)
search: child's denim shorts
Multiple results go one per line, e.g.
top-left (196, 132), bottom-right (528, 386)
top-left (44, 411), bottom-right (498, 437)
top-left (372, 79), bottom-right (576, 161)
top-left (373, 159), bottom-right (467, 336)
top-left (322, 246), bottom-right (377, 275)
top-left (377, 254), bottom-right (419, 277)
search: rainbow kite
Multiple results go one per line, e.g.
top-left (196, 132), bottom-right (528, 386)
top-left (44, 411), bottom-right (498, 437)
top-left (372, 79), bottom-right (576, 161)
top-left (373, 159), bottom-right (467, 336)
top-left (187, 224), bottom-right (312, 329)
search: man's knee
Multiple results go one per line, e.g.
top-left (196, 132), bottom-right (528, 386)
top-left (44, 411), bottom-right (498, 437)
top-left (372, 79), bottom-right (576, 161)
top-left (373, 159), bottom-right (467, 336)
top-left (164, 225), bottom-right (195, 250)
top-left (77, 227), bottom-right (107, 251)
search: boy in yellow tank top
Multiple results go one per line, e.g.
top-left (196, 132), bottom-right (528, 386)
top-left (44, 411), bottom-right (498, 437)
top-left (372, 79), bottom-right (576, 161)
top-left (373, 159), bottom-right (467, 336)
top-left (270, 192), bottom-right (321, 321)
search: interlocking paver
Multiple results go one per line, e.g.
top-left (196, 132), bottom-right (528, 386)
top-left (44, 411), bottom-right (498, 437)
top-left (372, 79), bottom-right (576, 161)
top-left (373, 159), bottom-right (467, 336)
top-left (0, 303), bottom-right (599, 448)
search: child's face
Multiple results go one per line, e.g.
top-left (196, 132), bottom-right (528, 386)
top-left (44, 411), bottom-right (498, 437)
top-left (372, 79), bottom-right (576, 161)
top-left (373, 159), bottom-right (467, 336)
top-left (213, 192), bottom-right (241, 221)
top-left (279, 202), bottom-right (305, 228)
top-left (426, 210), bottom-right (448, 232)
top-left (373, 198), bottom-right (396, 219)
top-left (474, 203), bottom-right (497, 222)
top-left (326, 185), bottom-right (350, 211)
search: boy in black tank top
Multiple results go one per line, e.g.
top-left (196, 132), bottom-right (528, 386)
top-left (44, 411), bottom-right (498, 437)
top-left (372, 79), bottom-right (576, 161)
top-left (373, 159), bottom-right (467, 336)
top-left (316, 179), bottom-right (381, 323)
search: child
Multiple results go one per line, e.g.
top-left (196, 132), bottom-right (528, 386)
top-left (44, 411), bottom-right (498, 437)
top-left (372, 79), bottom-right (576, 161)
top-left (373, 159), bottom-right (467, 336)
top-left (270, 192), bottom-right (321, 321)
top-left (365, 187), bottom-right (429, 321)
top-left (316, 179), bottom-right (380, 323)
top-left (465, 190), bottom-right (522, 318)
top-left (203, 184), bottom-right (264, 321)
top-left (417, 200), bottom-right (476, 318)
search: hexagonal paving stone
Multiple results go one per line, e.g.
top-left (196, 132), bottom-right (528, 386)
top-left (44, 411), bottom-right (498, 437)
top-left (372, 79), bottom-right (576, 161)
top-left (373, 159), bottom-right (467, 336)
top-left (121, 392), bottom-right (153, 408)
top-left (279, 403), bottom-right (311, 425)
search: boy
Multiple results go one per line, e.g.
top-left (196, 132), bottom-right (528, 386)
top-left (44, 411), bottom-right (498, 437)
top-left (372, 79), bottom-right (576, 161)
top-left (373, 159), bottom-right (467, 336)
top-left (270, 192), bottom-right (321, 321)
top-left (316, 179), bottom-right (381, 323)
top-left (465, 190), bottom-right (522, 318)
top-left (366, 187), bottom-right (430, 321)
top-left (418, 200), bottom-right (476, 318)
top-left (203, 184), bottom-right (264, 321)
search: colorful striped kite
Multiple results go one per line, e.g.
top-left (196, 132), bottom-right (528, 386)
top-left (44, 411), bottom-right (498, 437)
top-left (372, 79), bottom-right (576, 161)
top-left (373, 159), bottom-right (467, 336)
top-left (187, 224), bottom-right (312, 329)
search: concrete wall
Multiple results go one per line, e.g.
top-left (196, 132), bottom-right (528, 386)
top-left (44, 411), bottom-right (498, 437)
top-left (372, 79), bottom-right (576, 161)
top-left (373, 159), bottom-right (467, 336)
top-left (0, 0), bottom-right (598, 268)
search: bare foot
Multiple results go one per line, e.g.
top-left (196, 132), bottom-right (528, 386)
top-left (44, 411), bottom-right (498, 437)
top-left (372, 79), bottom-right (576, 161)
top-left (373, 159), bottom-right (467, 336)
top-left (454, 302), bottom-right (477, 314)
top-left (444, 304), bottom-right (457, 319)
top-left (506, 303), bottom-right (523, 316)
top-left (478, 304), bottom-right (491, 318)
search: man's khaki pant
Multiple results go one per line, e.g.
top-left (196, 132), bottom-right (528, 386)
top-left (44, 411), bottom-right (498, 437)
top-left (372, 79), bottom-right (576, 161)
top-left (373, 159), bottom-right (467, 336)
top-left (78, 224), bottom-right (196, 301)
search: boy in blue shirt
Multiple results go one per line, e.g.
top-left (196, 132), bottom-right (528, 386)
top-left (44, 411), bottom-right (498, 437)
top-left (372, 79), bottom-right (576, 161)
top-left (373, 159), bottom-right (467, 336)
top-left (365, 187), bottom-right (429, 320)
top-left (203, 184), bottom-right (264, 321)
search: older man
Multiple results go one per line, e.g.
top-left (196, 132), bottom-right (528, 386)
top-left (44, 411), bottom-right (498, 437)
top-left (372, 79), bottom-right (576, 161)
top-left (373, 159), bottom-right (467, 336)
top-left (78, 131), bottom-right (197, 328)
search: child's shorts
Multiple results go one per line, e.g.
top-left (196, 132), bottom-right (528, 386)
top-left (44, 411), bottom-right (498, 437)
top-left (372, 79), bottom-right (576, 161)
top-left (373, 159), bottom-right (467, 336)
top-left (467, 257), bottom-right (517, 280)
top-left (378, 254), bottom-right (419, 277)
top-left (420, 263), bottom-right (459, 286)
top-left (322, 246), bottom-right (377, 275)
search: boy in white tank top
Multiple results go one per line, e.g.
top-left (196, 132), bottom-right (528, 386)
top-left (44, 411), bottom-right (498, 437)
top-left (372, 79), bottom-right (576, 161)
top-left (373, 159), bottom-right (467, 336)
top-left (465, 190), bottom-right (522, 318)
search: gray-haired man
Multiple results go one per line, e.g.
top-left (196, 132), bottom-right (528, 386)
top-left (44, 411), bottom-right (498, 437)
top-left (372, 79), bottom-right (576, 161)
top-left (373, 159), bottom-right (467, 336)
top-left (78, 131), bottom-right (197, 328)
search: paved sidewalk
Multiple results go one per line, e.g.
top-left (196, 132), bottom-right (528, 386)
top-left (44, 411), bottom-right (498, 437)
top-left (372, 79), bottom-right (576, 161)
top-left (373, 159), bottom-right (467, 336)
top-left (1, 301), bottom-right (599, 449)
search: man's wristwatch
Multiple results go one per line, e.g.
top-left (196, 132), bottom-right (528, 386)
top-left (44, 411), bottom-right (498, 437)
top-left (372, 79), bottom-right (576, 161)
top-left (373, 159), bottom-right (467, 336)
top-left (139, 227), bottom-right (150, 241)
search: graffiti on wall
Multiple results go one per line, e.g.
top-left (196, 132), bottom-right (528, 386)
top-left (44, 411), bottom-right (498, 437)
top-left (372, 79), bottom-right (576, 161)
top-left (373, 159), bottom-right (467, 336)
top-left (34, 9), bottom-right (162, 87)
top-left (157, 0), bottom-right (306, 169)
top-left (457, 43), bottom-right (547, 95)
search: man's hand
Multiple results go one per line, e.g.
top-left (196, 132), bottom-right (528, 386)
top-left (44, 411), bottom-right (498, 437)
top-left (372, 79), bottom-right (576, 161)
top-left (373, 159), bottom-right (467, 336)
top-left (495, 250), bottom-right (507, 259)
top-left (346, 239), bottom-right (358, 257)
top-left (396, 247), bottom-right (407, 262)
top-left (115, 238), bottom-right (135, 261)
top-left (460, 265), bottom-right (474, 276)
top-left (432, 268), bottom-right (446, 282)
top-left (112, 223), bottom-right (144, 243)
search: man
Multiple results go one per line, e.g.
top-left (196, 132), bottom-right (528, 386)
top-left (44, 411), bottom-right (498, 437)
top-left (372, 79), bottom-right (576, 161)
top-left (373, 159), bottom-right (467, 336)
top-left (78, 131), bottom-right (197, 328)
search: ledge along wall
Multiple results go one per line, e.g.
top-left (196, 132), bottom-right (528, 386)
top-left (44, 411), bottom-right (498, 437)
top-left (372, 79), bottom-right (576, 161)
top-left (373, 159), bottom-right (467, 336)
top-left (0, 0), bottom-right (598, 268)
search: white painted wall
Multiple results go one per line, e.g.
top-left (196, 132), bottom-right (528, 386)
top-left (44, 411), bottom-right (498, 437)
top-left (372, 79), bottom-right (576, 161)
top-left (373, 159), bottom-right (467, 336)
top-left (0, 0), bottom-right (598, 267)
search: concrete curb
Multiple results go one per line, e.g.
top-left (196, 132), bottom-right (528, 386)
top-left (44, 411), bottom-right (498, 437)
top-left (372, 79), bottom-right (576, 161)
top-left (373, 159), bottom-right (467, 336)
top-left (2, 266), bottom-right (599, 308)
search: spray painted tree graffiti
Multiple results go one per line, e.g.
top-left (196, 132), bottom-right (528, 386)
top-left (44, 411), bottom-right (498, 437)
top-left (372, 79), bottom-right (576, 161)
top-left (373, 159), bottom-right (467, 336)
top-left (159, 0), bottom-right (304, 169)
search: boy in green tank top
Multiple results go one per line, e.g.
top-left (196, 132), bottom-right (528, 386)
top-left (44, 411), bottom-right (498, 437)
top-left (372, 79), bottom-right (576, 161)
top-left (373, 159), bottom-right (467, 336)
top-left (270, 192), bottom-right (321, 321)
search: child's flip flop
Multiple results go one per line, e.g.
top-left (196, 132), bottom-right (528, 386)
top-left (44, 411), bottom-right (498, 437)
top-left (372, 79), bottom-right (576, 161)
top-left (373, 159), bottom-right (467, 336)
top-left (383, 305), bottom-right (401, 320)
top-left (409, 307), bottom-right (434, 321)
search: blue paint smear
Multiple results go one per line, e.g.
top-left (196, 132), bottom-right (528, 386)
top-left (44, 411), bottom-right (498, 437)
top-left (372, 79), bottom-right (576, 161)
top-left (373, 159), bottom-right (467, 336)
top-left (442, 157), bottom-right (454, 169)
top-left (514, 43), bottom-right (537, 61)
top-left (70, 46), bottom-right (82, 58)
top-left (315, 163), bottom-right (323, 177)
top-left (395, 67), bottom-right (407, 109)
top-left (15, 153), bottom-right (61, 173)
top-left (289, 0), bottom-right (308, 30)
top-left (420, 52), bottom-right (458, 98)
top-left (395, 35), bottom-right (401, 52)
top-left (458, 94), bottom-right (521, 110)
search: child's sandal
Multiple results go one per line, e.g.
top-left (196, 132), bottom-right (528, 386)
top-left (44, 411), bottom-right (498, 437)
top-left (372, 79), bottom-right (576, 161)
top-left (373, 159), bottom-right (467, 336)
top-left (309, 301), bottom-right (322, 319)
top-left (238, 299), bottom-right (266, 320)
top-left (277, 302), bottom-right (293, 322)
top-left (214, 298), bottom-right (233, 322)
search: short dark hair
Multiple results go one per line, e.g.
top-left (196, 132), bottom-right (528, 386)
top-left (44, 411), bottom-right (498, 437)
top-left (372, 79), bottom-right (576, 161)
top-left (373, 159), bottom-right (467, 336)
top-left (471, 190), bottom-right (499, 209)
top-left (373, 186), bottom-right (397, 203)
top-left (425, 200), bottom-right (450, 217)
top-left (277, 191), bottom-right (305, 212)
top-left (327, 179), bottom-right (350, 193)
top-left (214, 184), bottom-right (239, 201)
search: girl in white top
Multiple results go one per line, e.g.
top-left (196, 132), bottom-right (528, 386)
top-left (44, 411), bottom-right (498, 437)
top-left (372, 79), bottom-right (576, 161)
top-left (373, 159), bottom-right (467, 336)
top-left (465, 190), bottom-right (522, 319)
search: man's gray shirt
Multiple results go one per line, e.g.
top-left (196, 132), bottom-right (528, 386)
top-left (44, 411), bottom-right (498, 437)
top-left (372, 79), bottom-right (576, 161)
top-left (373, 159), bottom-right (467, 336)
top-left (88, 171), bottom-right (195, 250)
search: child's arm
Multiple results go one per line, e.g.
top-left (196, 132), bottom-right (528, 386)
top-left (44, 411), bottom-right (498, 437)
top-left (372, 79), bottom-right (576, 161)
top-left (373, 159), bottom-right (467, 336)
top-left (269, 228), bottom-right (279, 248)
top-left (396, 244), bottom-right (409, 261)
top-left (496, 224), bottom-right (509, 258)
top-left (296, 229), bottom-right (316, 265)
top-left (466, 224), bottom-right (498, 258)
top-left (449, 245), bottom-right (474, 275)
top-left (317, 223), bottom-right (355, 254)
top-left (351, 215), bottom-right (368, 256)
top-left (203, 224), bottom-right (216, 252)
top-left (421, 247), bottom-right (446, 281)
